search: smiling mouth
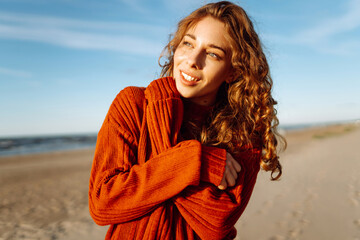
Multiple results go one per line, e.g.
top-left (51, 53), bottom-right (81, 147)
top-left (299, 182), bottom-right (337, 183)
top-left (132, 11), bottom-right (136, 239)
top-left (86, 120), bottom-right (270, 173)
top-left (181, 71), bottom-right (200, 82)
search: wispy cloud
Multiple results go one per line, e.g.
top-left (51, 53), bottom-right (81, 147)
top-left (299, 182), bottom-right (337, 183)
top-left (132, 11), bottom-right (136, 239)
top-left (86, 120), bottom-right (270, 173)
top-left (0, 11), bottom-right (167, 56)
top-left (293, 0), bottom-right (360, 44)
top-left (263, 0), bottom-right (360, 55)
top-left (0, 11), bottom-right (167, 34)
top-left (118, 0), bottom-right (150, 14)
top-left (0, 67), bottom-right (32, 78)
top-left (162, 0), bottom-right (204, 16)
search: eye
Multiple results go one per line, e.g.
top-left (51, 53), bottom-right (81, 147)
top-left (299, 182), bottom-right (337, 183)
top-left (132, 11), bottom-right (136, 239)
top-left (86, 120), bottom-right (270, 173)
top-left (183, 41), bottom-right (192, 47)
top-left (208, 52), bottom-right (220, 59)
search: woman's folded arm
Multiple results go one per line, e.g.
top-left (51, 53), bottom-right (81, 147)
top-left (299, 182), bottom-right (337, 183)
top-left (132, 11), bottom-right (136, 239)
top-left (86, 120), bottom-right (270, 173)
top-left (173, 148), bottom-right (261, 239)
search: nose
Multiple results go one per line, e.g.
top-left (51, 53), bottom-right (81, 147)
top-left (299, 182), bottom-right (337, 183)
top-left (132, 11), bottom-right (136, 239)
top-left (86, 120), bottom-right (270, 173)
top-left (186, 49), bottom-right (204, 69)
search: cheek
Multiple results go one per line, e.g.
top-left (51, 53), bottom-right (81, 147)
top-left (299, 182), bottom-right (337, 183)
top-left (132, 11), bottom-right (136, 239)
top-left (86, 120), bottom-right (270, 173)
top-left (173, 52), bottom-right (179, 74)
top-left (174, 48), bottom-right (187, 64)
top-left (173, 51), bottom-right (179, 66)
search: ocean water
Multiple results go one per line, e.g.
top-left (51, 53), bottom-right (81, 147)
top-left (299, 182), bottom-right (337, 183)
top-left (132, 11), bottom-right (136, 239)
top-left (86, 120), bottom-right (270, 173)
top-left (1, 119), bottom-right (357, 157)
top-left (280, 119), bottom-right (359, 131)
top-left (0, 134), bottom-right (97, 157)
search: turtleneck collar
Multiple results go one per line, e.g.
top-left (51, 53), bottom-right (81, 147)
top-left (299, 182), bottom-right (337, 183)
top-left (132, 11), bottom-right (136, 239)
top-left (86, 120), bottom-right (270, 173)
top-left (182, 98), bottom-right (213, 124)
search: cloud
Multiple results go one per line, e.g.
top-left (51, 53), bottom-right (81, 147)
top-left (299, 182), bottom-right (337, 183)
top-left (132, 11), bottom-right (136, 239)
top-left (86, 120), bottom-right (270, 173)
top-left (118, 0), bottom-right (150, 14)
top-left (0, 11), bottom-right (166, 34)
top-left (0, 67), bottom-right (32, 78)
top-left (263, 0), bottom-right (360, 55)
top-left (161, 0), bottom-right (207, 19)
top-left (0, 11), bottom-right (167, 56)
top-left (293, 0), bottom-right (360, 44)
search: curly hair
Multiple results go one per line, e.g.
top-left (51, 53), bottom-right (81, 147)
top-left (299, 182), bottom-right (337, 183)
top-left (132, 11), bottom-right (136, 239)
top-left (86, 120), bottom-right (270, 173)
top-left (159, 1), bottom-right (286, 180)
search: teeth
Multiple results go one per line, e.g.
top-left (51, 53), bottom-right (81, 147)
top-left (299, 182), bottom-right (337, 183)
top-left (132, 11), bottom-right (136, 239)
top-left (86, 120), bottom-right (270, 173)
top-left (181, 72), bottom-right (198, 82)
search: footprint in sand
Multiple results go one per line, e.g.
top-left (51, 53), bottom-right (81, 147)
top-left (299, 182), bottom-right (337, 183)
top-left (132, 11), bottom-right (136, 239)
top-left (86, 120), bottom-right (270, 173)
top-left (350, 198), bottom-right (359, 207)
top-left (287, 227), bottom-right (303, 239)
top-left (348, 177), bottom-right (360, 207)
top-left (268, 235), bottom-right (285, 240)
top-left (256, 200), bottom-right (273, 215)
top-left (354, 219), bottom-right (360, 229)
top-left (291, 210), bottom-right (303, 218)
top-left (283, 193), bottom-right (314, 240)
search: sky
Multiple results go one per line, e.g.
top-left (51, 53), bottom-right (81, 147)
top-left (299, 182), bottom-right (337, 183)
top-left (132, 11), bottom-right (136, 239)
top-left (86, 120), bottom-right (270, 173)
top-left (0, 0), bottom-right (359, 137)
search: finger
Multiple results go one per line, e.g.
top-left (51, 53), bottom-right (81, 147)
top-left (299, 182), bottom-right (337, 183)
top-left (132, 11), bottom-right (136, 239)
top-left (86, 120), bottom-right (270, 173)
top-left (228, 162), bottom-right (238, 180)
top-left (227, 152), bottom-right (241, 172)
top-left (231, 158), bottom-right (242, 172)
top-left (218, 177), bottom-right (227, 190)
top-left (226, 154), bottom-right (238, 178)
top-left (225, 170), bottom-right (236, 187)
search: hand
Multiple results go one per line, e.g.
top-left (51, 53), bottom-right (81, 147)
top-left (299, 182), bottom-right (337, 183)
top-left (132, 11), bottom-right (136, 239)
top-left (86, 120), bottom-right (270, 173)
top-left (218, 152), bottom-right (241, 190)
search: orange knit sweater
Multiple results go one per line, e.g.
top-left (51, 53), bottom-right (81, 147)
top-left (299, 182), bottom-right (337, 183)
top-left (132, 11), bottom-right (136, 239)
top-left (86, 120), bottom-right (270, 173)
top-left (89, 77), bottom-right (261, 240)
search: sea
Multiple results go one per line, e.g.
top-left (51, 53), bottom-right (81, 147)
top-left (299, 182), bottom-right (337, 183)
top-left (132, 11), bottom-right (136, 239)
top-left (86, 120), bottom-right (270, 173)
top-left (1, 119), bottom-right (358, 157)
top-left (0, 133), bottom-right (97, 157)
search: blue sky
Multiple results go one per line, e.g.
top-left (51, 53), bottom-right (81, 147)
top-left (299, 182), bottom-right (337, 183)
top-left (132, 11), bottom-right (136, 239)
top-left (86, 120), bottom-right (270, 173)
top-left (0, 0), bottom-right (359, 137)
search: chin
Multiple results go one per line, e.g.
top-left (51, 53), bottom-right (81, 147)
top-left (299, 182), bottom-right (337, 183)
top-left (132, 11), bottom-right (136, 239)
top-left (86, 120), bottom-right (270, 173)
top-left (177, 89), bottom-right (189, 98)
top-left (176, 88), bottom-right (192, 99)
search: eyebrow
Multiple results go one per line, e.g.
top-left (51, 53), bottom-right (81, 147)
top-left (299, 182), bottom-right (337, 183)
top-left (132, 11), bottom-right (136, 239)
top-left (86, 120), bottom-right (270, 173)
top-left (185, 34), bottom-right (227, 55)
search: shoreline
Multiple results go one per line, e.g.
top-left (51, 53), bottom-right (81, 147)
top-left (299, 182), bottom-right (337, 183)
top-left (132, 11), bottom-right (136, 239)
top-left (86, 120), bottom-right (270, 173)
top-left (1, 123), bottom-right (359, 239)
top-left (0, 147), bottom-right (96, 160)
top-left (1, 120), bottom-right (359, 158)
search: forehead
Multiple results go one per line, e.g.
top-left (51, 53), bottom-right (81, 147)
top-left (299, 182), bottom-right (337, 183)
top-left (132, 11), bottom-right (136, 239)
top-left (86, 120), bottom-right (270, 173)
top-left (185, 16), bottom-right (230, 48)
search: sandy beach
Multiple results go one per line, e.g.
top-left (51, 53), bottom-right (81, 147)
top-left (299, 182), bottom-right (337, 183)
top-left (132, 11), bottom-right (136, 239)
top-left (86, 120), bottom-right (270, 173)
top-left (1, 123), bottom-right (359, 240)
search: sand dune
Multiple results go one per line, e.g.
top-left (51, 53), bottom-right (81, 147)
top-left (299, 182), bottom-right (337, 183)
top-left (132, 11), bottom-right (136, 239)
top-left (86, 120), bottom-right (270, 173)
top-left (0, 123), bottom-right (359, 239)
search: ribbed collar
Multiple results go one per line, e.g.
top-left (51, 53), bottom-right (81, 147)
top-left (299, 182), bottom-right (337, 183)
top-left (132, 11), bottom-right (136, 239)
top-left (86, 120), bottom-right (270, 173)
top-left (180, 98), bottom-right (214, 142)
top-left (182, 98), bottom-right (213, 125)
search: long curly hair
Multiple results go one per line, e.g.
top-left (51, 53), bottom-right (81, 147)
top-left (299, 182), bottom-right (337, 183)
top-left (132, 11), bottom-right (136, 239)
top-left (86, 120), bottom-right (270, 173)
top-left (159, 1), bottom-right (286, 180)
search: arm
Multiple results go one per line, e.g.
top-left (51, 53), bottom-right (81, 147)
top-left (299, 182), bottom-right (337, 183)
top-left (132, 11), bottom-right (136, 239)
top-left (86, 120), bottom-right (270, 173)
top-left (89, 84), bottom-right (227, 226)
top-left (89, 86), bottom-right (208, 225)
top-left (173, 148), bottom-right (261, 239)
top-left (89, 77), bottom-right (247, 231)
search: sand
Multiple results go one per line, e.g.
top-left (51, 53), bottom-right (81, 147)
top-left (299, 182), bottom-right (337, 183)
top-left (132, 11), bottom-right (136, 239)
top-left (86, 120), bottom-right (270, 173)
top-left (0, 150), bottom-right (107, 240)
top-left (236, 123), bottom-right (360, 240)
top-left (0, 122), bottom-right (359, 240)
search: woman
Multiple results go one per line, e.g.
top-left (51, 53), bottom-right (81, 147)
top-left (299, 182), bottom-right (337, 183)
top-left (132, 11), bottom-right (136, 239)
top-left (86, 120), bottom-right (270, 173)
top-left (89, 1), bottom-right (285, 239)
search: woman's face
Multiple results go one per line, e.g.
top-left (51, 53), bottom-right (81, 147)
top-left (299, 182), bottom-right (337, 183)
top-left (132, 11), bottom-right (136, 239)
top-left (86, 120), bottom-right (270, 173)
top-left (173, 16), bottom-right (233, 106)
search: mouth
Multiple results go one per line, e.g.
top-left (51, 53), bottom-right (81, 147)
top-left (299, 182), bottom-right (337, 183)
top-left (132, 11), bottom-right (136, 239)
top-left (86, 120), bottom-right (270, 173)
top-left (180, 71), bottom-right (200, 82)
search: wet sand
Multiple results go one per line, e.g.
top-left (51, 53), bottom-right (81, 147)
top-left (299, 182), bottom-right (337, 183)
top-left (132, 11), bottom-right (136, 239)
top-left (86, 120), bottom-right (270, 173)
top-left (0, 123), bottom-right (359, 239)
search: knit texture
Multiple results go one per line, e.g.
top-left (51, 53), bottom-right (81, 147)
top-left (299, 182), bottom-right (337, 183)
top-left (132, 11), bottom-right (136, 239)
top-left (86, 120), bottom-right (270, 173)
top-left (89, 77), bottom-right (261, 240)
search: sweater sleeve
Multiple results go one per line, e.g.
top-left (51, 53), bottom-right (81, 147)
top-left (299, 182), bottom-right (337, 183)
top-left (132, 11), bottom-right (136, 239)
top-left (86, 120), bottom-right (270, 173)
top-left (89, 86), bottom-right (199, 225)
top-left (88, 83), bottom-right (226, 226)
top-left (173, 148), bottom-right (261, 239)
